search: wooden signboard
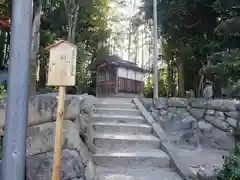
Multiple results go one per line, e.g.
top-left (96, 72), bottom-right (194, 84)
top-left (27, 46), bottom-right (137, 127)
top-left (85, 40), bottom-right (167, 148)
top-left (46, 40), bottom-right (77, 86)
top-left (45, 40), bottom-right (77, 180)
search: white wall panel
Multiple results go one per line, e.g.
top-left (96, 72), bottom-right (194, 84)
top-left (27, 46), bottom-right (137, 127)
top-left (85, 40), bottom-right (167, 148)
top-left (117, 67), bottom-right (145, 82)
top-left (136, 72), bottom-right (144, 81)
top-left (117, 67), bottom-right (127, 78)
top-left (127, 69), bottom-right (135, 80)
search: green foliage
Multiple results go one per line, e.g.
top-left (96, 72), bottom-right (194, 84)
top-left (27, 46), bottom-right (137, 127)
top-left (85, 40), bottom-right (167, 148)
top-left (35, 0), bottom-right (110, 93)
top-left (37, 86), bottom-right (57, 94)
top-left (141, 0), bottom-right (240, 97)
top-left (0, 85), bottom-right (5, 97)
top-left (75, 43), bottom-right (92, 93)
top-left (216, 17), bottom-right (240, 36)
top-left (217, 150), bottom-right (240, 180)
top-left (217, 124), bottom-right (240, 180)
top-left (144, 77), bottom-right (153, 98)
top-left (144, 68), bottom-right (168, 98)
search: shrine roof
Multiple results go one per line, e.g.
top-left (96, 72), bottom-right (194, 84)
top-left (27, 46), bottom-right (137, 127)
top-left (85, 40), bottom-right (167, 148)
top-left (97, 55), bottom-right (148, 73)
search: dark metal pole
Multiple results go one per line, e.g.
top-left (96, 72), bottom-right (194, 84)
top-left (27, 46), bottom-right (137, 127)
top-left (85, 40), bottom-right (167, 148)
top-left (2, 0), bottom-right (32, 179)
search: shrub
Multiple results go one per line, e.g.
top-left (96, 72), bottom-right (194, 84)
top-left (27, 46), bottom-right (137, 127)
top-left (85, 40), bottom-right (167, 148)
top-left (217, 149), bottom-right (240, 180)
top-left (217, 122), bottom-right (240, 180)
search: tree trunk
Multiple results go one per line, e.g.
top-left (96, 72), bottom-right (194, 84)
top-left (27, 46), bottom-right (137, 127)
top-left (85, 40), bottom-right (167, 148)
top-left (177, 60), bottom-right (185, 97)
top-left (167, 60), bottom-right (174, 97)
top-left (29, 2), bottom-right (42, 96)
top-left (64, 0), bottom-right (79, 94)
top-left (65, 0), bottom-right (79, 44)
top-left (4, 31), bottom-right (10, 65)
top-left (38, 56), bottom-right (47, 90)
top-left (128, 27), bottom-right (131, 61)
top-left (0, 30), bottom-right (5, 68)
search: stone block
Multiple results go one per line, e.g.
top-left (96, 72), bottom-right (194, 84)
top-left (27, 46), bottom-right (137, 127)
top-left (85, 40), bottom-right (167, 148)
top-left (175, 108), bottom-right (190, 118)
top-left (0, 94), bottom-right (84, 129)
top-left (168, 107), bottom-right (177, 113)
top-left (214, 111), bottom-right (225, 121)
top-left (26, 120), bottom-right (91, 164)
top-left (226, 117), bottom-right (237, 128)
top-left (182, 115), bottom-right (197, 123)
top-left (190, 99), bottom-right (207, 108)
top-left (198, 121), bottom-right (213, 132)
top-left (159, 109), bottom-right (168, 116)
top-left (155, 97), bottom-right (168, 109)
top-left (167, 98), bottom-right (189, 108)
top-left (204, 115), bottom-right (229, 130)
top-left (207, 99), bottom-right (236, 111)
top-left (85, 159), bottom-right (96, 180)
top-left (26, 149), bottom-right (85, 180)
top-left (189, 108), bottom-right (205, 119)
top-left (206, 110), bottom-right (215, 116)
top-left (225, 111), bottom-right (239, 119)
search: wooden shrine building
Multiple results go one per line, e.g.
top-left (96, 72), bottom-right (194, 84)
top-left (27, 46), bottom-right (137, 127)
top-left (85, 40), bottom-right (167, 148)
top-left (96, 55), bottom-right (148, 97)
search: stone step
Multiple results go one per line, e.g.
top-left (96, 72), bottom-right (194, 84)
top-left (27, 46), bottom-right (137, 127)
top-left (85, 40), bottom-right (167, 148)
top-left (93, 149), bottom-right (170, 167)
top-left (92, 114), bottom-right (145, 124)
top-left (95, 108), bottom-right (141, 116)
top-left (95, 166), bottom-right (182, 180)
top-left (93, 133), bottom-right (161, 150)
top-left (99, 98), bottom-right (133, 103)
top-left (93, 122), bottom-right (152, 134)
top-left (95, 103), bottom-right (137, 109)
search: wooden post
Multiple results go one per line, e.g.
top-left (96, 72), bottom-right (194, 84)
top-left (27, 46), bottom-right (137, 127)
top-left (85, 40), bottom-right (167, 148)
top-left (45, 40), bottom-right (77, 180)
top-left (51, 86), bottom-right (65, 180)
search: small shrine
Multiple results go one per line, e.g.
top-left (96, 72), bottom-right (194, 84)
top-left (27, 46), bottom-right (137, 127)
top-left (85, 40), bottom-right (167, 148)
top-left (96, 55), bottom-right (148, 97)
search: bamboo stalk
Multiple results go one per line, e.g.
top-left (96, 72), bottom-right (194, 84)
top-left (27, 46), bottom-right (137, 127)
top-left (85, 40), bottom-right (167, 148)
top-left (51, 86), bottom-right (65, 180)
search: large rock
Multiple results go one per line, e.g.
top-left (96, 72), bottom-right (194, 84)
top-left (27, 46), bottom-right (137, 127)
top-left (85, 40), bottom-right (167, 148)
top-left (214, 111), bottom-right (225, 121)
top-left (179, 130), bottom-right (201, 147)
top-left (207, 99), bottom-right (237, 111)
top-left (190, 99), bottom-right (207, 109)
top-left (206, 110), bottom-right (215, 116)
top-left (80, 94), bottom-right (98, 115)
top-left (204, 115), bottom-right (229, 131)
top-left (226, 117), bottom-right (237, 128)
top-left (198, 121), bottom-right (213, 132)
top-left (175, 108), bottom-right (190, 118)
top-left (26, 120), bottom-right (91, 163)
top-left (225, 111), bottom-right (239, 119)
top-left (189, 108), bottom-right (205, 119)
top-left (29, 94), bottom-right (83, 125)
top-left (182, 115), bottom-right (197, 124)
top-left (207, 128), bottom-right (234, 150)
top-left (85, 159), bottom-right (96, 180)
top-left (195, 166), bottom-right (217, 180)
top-left (26, 149), bottom-right (85, 180)
top-left (167, 98), bottom-right (189, 108)
top-left (154, 97), bottom-right (168, 109)
top-left (0, 94), bottom-right (84, 129)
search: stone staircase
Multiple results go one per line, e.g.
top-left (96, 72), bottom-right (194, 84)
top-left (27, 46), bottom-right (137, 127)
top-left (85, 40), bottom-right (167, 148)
top-left (91, 98), bottom-right (182, 180)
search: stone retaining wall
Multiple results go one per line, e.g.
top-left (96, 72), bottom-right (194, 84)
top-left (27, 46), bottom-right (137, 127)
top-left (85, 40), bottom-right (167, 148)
top-left (141, 97), bottom-right (240, 150)
top-left (141, 97), bottom-right (240, 179)
top-left (160, 98), bottom-right (238, 131)
top-left (0, 93), bottom-right (99, 180)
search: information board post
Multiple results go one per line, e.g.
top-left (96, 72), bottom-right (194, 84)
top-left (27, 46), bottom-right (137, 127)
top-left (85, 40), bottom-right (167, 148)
top-left (46, 40), bottom-right (77, 180)
top-left (52, 86), bottom-right (65, 180)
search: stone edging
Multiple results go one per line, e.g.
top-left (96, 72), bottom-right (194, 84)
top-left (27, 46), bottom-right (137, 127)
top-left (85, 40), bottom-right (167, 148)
top-left (133, 98), bottom-right (194, 180)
